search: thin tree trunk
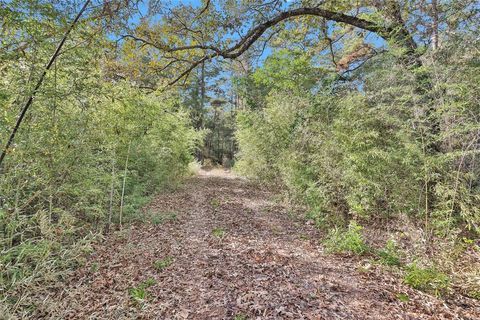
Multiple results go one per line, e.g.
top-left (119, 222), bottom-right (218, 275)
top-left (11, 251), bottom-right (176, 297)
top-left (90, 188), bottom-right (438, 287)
top-left (107, 151), bottom-right (116, 232)
top-left (200, 61), bottom-right (206, 129)
top-left (119, 142), bottom-right (131, 230)
top-left (431, 0), bottom-right (439, 50)
top-left (0, 0), bottom-right (91, 168)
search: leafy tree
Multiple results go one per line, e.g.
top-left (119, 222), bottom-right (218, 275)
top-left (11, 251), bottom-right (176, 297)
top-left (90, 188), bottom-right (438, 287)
top-left (0, 2), bottom-right (201, 315)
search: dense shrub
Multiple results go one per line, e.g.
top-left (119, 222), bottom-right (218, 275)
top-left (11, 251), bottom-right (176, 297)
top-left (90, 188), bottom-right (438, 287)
top-left (323, 221), bottom-right (369, 255)
top-left (0, 13), bottom-right (201, 312)
top-left (0, 83), bottom-right (200, 311)
top-left (234, 34), bottom-right (480, 299)
top-left (236, 89), bottom-right (423, 222)
top-left (235, 37), bottom-right (480, 236)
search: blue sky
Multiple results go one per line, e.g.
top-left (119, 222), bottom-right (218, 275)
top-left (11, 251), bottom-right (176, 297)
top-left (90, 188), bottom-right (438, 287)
top-left (129, 0), bottom-right (385, 56)
top-left (121, 0), bottom-right (387, 100)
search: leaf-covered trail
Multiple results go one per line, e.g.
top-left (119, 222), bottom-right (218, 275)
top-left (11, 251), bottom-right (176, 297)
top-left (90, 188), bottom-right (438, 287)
top-left (46, 169), bottom-right (478, 319)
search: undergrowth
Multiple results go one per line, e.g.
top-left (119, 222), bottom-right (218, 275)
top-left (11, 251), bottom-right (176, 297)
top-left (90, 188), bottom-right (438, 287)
top-left (376, 239), bottom-right (401, 267)
top-left (129, 278), bottom-right (157, 305)
top-left (0, 233), bottom-right (98, 314)
top-left (323, 221), bottom-right (369, 255)
top-left (321, 222), bottom-right (459, 298)
top-left (153, 256), bottom-right (174, 271)
top-left (403, 263), bottom-right (450, 296)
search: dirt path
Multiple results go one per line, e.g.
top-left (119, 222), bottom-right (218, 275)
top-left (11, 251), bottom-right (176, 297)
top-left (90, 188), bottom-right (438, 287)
top-left (41, 170), bottom-right (479, 319)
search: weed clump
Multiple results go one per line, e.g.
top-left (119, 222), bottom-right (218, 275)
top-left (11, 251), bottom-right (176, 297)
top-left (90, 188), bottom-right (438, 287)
top-left (403, 263), bottom-right (450, 296)
top-left (210, 198), bottom-right (221, 208)
top-left (376, 239), bottom-right (401, 266)
top-left (150, 211), bottom-right (177, 225)
top-left (153, 256), bottom-right (174, 271)
top-left (212, 227), bottom-right (226, 238)
top-left (129, 278), bottom-right (156, 305)
top-left (323, 221), bottom-right (368, 255)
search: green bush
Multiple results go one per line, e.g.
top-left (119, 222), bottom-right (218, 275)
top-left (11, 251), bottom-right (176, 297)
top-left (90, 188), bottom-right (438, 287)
top-left (376, 239), bottom-right (401, 266)
top-left (323, 221), bottom-right (369, 255)
top-left (0, 19), bottom-right (201, 314)
top-left (235, 89), bottom-right (422, 222)
top-left (235, 37), bottom-right (480, 237)
top-left (403, 263), bottom-right (450, 296)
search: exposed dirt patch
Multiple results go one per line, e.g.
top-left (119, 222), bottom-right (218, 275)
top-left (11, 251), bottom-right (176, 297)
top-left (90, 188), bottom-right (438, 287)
top-left (39, 170), bottom-right (479, 319)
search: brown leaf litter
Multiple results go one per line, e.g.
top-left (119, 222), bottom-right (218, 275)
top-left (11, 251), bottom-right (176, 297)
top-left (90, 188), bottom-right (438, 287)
top-left (35, 169), bottom-right (479, 319)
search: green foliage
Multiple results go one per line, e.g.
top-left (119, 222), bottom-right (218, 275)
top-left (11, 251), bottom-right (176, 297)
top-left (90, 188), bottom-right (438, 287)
top-left (0, 80), bottom-right (199, 307)
top-left (129, 285), bottom-right (147, 304)
top-left (211, 227), bottom-right (226, 238)
top-left (153, 256), bottom-right (174, 271)
top-left (210, 198), bottom-right (221, 208)
top-left (235, 34), bottom-right (480, 238)
top-left (403, 264), bottom-right (450, 296)
top-left (252, 49), bottom-right (319, 93)
top-left (235, 87), bottom-right (422, 222)
top-left (376, 240), bottom-right (401, 266)
top-left (143, 278), bottom-right (156, 287)
top-left (396, 293), bottom-right (410, 302)
top-left (323, 221), bottom-right (368, 255)
top-left (150, 214), bottom-right (163, 226)
top-left (90, 262), bottom-right (100, 273)
top-left (0, 5), bottom-right (201, 316)
top-left (467, 290), bottom-right (480, 300)
top-left (234, 314), bottom-right (248, 320)
top-left (129, 278), bottom-right (156, 305)
top-left (235, 92), bottom-right (312, 184)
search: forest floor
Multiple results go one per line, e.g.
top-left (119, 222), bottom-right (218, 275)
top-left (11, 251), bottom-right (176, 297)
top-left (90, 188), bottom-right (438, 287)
top-left (40, 169), bottom-right (479, 319)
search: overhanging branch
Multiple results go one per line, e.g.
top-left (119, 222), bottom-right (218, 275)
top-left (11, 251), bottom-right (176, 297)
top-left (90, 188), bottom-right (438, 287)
top-left (128, 6), bottom-right (418, 86)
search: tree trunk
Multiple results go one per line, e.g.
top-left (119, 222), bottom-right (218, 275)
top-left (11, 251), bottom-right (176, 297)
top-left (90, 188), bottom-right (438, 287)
top-left (107, 151), bottom-right (116, 232)
top-left (431, 0), bottom-right (439, 50)
top-left (119, 142), bottom-right (131, 230)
